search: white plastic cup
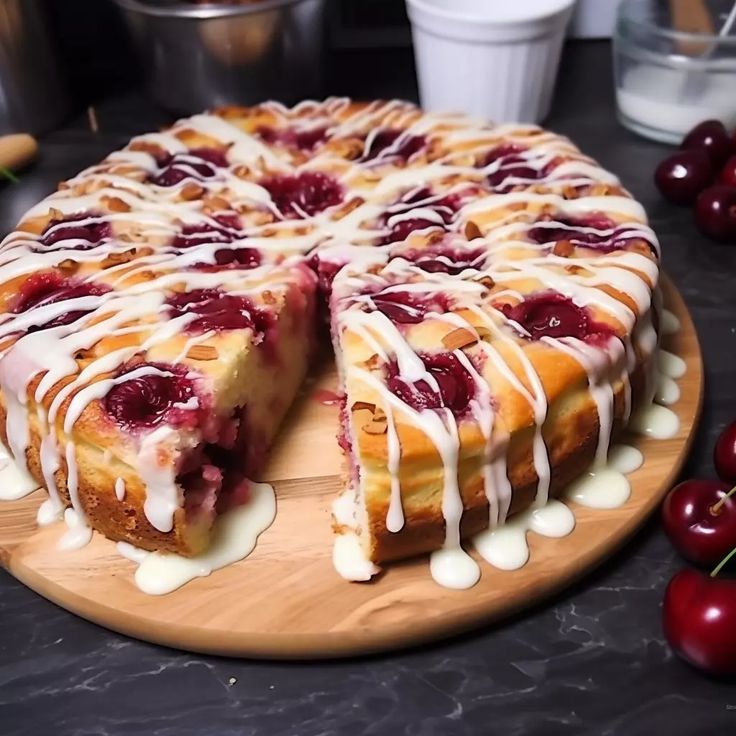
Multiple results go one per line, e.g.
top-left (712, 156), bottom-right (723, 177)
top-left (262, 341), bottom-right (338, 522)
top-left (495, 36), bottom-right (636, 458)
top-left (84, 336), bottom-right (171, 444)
top-left (406, 0), bottom-right (576, 123)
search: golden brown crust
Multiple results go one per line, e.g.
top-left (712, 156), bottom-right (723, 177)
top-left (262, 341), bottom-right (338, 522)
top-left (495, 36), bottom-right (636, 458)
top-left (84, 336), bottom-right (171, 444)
top-left (365, 348), bottom-right (649, 563)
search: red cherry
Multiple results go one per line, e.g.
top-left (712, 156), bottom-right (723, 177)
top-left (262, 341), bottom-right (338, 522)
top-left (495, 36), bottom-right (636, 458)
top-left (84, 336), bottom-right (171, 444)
top-left (386, 352), bottom-right (476, 415)
top-left (654, 150), bottom-right (714, 205)
top-left (500, 291), bottom-right (614, 343)
top-left (715, 421), bottom-right (736, 483)
top-left (663, 568), bottom-right (736, 675)
top-left (368, 289), bottom-right (451, 325)
top-left (104, 362), bottom-right (200, 431)
top-left (694, 185), bottom-right (736, 242)
top-left (681, 119), bottom-right (734, 166)
top-left (718, 155), bottom-right (736, 188)
top-left (260, 171), bottom-right (343, 218)
top-left (662, 479), bottom-right (736, 565)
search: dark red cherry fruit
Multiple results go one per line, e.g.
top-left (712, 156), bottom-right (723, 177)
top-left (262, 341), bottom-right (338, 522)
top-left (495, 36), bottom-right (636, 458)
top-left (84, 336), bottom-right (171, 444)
top-left (368, 289), bottom-right (450, 325)
top-left (39, 212), bottom-right (111, 249)
top-left (654, 150), bottom-right (713, 205)
top-left (662, 479), bottom-right (736, 565)
top-left (500, 292), bottom-right (613, 342)
top-left (150, 148), bottom-right (228, 187)
top-left (681, 119), bottom-right (734, 166)
top-left (261, 171), bottom-right (343, 218)
top-left (167, 288), bottom-right (271, 335)
top-left (105, 362), bottom-right (199, 431)
top-left (11, 273), bottom-right (109, 330)
top-left (715, 421), bottom-right (736, 483)
top-left (386, 352), bottom-right (476, 415)
top-left (663, 568), bottom-right (736, 675)
top-left (361, 129), bottom-right (426, 163)
top-left (718, 155), bottom-right (736, 188)
top-left (694, 185), bottom-right (736, 242)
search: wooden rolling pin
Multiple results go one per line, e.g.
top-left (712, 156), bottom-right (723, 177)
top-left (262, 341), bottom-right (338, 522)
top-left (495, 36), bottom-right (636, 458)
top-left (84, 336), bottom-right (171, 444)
top-left (670, 0), bottom-right (716, 55)
top-left (0, 134), bottom-right (38, 177)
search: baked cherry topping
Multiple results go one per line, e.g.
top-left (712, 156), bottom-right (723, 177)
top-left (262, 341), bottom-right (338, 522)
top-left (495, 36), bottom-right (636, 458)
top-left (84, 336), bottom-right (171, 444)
top-left (481, 143), bottom-right (544, 191)
top-left (528, 213), bottom-right (643, 253)
top-left (381, 188), bottom-right (462, 244)
top-left (171, 217), bottom-right (262, 270)
top-left (261, 171), bottom-right (343, 218)
top-left (256, 125), bottom-right (328, 151)
top-left (167, 287), bottom-right (272, 335)
top-left (39, 212), bottom-right (111, 249)
top-left (210, 247), bottom-right (262, 270)
top-left (104, 362), bottom-right (199, 431)
top-left (11, 272), bottom-right (109, 330)
top-left (386, 352), bottom-right (476, 415)
top-left (501, 292), bottom-right (613, 341)
top-left (367, 289), bottom-right (450, 324)
top-left (149, 147), bottom-right (228, 187)
top-left (361, 128), bottom-right (426, 163)
top-left (401, 245), bottom-right (486, 275)
top-left (172, 219), bottom-right (239, 249)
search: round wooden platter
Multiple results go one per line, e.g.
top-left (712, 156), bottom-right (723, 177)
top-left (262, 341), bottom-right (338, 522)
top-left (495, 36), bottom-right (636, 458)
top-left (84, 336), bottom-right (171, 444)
top-left (0, 276), bottom-right (703, 659)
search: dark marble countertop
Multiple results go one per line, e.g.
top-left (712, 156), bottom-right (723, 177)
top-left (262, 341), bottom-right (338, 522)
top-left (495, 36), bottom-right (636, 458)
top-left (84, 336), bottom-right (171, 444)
top-left (1, 41), bottom-right (735, 736)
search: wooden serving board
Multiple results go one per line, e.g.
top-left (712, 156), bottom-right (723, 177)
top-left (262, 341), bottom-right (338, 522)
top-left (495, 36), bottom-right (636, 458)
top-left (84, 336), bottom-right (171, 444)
top-left (0, 276), bottom-right (703, 659)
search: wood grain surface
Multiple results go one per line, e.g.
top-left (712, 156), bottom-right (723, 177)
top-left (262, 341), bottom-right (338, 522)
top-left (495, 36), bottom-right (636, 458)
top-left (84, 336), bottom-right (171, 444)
top-left (0, 275), bottom-right (703, 659)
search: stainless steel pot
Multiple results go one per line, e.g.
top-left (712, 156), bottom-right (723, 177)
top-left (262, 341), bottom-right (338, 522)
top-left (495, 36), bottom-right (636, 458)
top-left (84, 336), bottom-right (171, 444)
top-left (114, 0), bottom-right (326, 114)
top-left (0, 0), bottom-right (69, 134)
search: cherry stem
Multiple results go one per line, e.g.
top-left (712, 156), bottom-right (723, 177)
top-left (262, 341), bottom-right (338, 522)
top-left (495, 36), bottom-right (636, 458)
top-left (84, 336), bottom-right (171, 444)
top-left (710, 484), bottom-right (736, 515)
top-left (711, 545), bottom-right (736, 578)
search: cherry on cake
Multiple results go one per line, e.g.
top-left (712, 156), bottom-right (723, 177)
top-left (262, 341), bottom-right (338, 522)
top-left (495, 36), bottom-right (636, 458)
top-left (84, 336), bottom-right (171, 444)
top-left (0, 99), bottom-right (661, 581)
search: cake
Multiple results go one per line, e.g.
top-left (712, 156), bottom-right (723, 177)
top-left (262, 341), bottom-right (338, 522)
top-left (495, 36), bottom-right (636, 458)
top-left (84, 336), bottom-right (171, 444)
top-left (0, 99), bottom-right (660, 576)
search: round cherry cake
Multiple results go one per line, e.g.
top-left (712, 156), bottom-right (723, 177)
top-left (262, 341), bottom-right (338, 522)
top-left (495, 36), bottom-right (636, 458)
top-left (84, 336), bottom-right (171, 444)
top-left (0, 100), bottom-right (660, 574)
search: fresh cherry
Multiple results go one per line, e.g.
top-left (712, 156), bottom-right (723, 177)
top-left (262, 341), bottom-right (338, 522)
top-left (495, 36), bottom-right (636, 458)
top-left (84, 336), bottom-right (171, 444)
top-left (654, 150), bottom-right (714, 205)
top-left (105, 362), bottom-right (200, 431)
top-left (718, 155), bottom-right (736, 188)
top-left (662, 479), bottom-right (736, 566)
top-left (714, 421), bottom-right (736, 484)
top-left (260, 171), bottom-right (343, 218)
top-left (386, 352), bottom-right (476, 415)
top-left (663, 566), bottom-right (736, 676)
top-left (681, 119), bottom-right (734, 167)
top-left (694, 185), bottom-right (736, 242)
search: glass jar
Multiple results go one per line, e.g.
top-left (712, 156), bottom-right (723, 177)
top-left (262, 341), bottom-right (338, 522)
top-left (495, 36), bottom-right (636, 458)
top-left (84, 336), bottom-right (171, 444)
top-left (613, 0), bottom-right (736, 144)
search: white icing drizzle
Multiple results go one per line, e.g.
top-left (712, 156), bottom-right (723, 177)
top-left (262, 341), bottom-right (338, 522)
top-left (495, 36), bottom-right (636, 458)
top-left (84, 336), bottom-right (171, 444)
top-left (660, 309), bottom-right (680, 336)
top-left (57, 508), bottom-right (93, 551)
top-left (473, 500), bottom-right (575, 571)
top-left (0, 443), bottom-right (39, 499)
top-left (118, 481), bottom-right (276, 595)
top-left (629, 404), bottom-right (679, 440)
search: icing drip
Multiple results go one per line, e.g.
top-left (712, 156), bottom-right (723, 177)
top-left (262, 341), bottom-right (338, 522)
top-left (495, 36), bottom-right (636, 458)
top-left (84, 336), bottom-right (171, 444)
top-left (473, 500), bottom-right (575, 571)
top-left (118, 481), bottom-right (276, 595)
top-left (58, 508), bottom-right (93, 550)
top-left (0, 445), bottom-right (39, 500)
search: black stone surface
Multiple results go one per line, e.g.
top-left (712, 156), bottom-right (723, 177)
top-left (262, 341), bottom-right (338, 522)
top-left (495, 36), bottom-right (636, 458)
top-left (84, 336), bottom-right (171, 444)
top-left (1, 42), bottom-right (735, 736)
